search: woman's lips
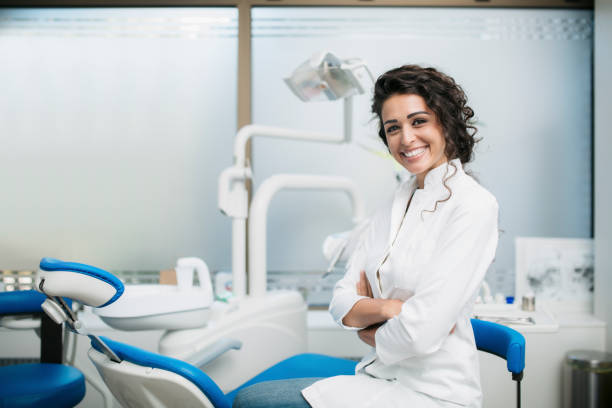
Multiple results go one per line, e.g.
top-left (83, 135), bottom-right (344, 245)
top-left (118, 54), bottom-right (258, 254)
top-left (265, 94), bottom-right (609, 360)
top-left (400, 146), bottom-right (428, 160)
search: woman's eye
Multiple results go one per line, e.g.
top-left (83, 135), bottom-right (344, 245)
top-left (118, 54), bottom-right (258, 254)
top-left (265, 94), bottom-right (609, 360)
top-left (386, 125), bottom-right (400, 134)
top-left (412, 118), bottom-right (427, 126)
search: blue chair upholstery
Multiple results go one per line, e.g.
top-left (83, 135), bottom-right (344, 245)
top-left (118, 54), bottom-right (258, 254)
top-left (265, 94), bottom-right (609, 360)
top-left (225, 353), bottom-right (357, 403)
top-left (471, 318), bottom-right (526, 408)
top-left (0, 290), bottom-right (73, 316)
top-left (0, 291), bottom-right (86, 408)
top-left (0, 363), bottom-right (85, 408)
top-left (0, 290), bottom-right (47, 315)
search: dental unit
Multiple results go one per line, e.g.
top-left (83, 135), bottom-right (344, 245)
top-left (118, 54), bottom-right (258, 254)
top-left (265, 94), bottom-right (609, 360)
top-left (78, 51), bottom-right (373, 392)
top-left (219, 51), bottom-right (373, 298)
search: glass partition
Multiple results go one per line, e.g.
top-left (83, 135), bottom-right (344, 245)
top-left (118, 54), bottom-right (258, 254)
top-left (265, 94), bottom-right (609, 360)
top-left (0, 7), bottom-right (238, 271)
top-left (251, 7), bottom-right (593, 298)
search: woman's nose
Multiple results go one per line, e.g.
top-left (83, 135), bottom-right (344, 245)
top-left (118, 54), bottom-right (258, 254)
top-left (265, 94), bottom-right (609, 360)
top-left (400, 128), bottom-right (416, 144)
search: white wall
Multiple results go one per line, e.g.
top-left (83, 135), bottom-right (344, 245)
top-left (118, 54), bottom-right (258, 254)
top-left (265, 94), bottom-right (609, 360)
top-left (594, 0), bottom-right (612, 351)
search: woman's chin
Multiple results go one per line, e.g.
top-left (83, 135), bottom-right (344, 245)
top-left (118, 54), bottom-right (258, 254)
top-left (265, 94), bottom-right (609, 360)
top-left (401, 157), bottom-right (429, 175)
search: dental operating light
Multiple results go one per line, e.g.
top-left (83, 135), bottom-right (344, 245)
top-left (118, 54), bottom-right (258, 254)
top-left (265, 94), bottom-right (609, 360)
top-left (284, 51), bottom-right (374, 144)
top-left (284, 51), bottom-right (373, 102)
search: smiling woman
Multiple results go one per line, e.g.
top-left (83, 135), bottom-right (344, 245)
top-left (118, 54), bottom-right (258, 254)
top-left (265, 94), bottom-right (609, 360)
top-left (234, 65), bottom-right (500, 408)
top-left (372, 65), bottom-right (478, 191)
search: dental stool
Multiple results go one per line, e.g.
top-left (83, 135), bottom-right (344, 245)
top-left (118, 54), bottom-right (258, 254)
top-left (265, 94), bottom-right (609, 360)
top-left (34, 258), bottom-right (356, 408)
top-left (0, 290), bottom-right (85, 407)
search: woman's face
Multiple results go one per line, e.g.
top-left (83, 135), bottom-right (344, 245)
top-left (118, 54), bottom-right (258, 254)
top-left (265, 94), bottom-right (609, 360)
top-left (381, 93), bottom-right (448, 188)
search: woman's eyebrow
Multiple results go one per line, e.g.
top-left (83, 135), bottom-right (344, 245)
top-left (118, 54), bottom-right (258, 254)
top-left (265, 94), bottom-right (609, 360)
top-left (406, 111), bottom-right (429, 119)
top-left (383, 111), bottom-right (430, 125)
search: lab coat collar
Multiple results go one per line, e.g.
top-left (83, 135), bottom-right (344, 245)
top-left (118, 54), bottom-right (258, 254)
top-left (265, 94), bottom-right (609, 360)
top-left (422, 158), bottom-right (463, 193)
top-left (387, 159), bottom-right (464, 246)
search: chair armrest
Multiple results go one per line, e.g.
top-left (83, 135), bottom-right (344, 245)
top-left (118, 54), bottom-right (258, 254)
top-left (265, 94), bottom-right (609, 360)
top-left (471, 318), bottom-right (525, 375)
top-left (185, 338), bottom-right (243, 368)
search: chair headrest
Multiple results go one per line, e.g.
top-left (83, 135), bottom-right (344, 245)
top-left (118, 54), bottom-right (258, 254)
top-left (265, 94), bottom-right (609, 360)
top-left (36, 258), bottom-right (124, 308)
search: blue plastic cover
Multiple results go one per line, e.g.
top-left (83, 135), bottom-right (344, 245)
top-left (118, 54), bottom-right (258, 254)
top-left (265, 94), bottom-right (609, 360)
top-left (226, 353), bottom-right (357, 403)
top-left (0, 290), bottom-right (47, 315)
top-left (471, 318), bottom-right (526, 374)
top-left (39, 257), bottom-right (124, 307)
top-left (0, 290), bottom-right (72, 316)
top-left (91, 336), bottom-right (231, 408)
top-left (0, 363), bottom-right (85, 407)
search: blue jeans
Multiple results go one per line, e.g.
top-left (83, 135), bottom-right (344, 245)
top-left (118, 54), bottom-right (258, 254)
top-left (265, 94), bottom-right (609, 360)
top-left (232, 377), bottom-right (322, 408)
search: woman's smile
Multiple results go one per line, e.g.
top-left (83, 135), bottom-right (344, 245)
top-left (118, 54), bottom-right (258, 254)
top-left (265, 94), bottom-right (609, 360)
top-left (400, 145), bottom-right (429, 160)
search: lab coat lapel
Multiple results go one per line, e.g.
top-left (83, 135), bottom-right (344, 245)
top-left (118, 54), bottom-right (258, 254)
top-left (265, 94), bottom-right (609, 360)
top-left (387, 178), bottom-right (416, 247)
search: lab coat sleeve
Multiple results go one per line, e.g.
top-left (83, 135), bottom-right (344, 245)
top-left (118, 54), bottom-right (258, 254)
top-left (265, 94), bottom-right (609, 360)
top-left (328, 220), bottom-right (375, 331)
top-left (374, 196), bottom-right (499, 364)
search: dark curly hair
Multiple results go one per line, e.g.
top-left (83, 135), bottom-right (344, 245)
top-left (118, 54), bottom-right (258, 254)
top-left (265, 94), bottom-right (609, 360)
top-left (372, 65), bottom-right (479, 215)
top-left (371, 65), bottom-right (478, 165)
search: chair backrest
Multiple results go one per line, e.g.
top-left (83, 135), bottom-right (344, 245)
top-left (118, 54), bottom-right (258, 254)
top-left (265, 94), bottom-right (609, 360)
top-left (471, 318), bottom-right (525, 377)
top-left (88, 346), bottom-right (218, 408)
top-left (90, 336), bottom-right (230, 408)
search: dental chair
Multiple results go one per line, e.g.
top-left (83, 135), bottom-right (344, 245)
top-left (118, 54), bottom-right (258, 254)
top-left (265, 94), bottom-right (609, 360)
top-left (34, 258), bottom-right (356, 408)
top-left (0, 290), bottom-right (85, 407)
top-left (35, 257), bottom-right (525, 408)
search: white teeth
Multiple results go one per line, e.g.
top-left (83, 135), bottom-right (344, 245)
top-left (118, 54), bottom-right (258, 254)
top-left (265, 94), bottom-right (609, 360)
top-left (402, 147), bottom-right (427, 158)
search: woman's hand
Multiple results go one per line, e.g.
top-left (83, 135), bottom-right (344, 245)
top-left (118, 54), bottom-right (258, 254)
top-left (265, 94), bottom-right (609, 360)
top-left (356, 270), bottom-right (373, 298)
top-left (352, 270), bottom-right (456, 342)
top-left (355, 271), bottom-right (402, 318)
top-left (358, 323), bottom-right (382, 347)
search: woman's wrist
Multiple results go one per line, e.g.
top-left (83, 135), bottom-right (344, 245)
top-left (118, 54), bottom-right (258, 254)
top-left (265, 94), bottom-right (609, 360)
top-left (342, 297), bottom-right (404, 328)
top-left (381, 298), bottom-right (404, 320)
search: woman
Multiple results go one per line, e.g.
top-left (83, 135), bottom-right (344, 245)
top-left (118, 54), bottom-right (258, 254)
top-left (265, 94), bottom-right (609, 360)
top-left (234, 65), bottom-right (498, 408)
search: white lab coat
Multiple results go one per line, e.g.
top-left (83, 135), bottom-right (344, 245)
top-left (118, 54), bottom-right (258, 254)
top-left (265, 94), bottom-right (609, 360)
top-left (302, 159), bottom-right (499, 408)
